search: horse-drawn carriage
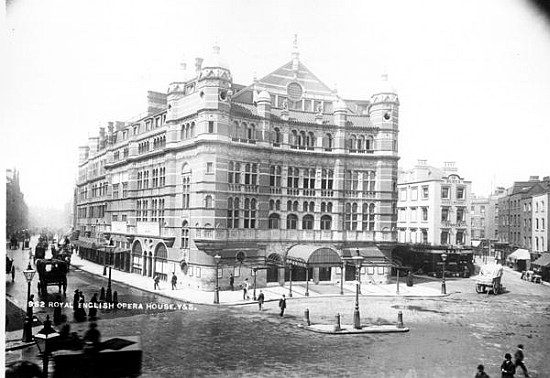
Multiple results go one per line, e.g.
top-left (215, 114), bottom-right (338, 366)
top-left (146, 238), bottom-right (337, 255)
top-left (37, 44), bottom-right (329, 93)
top-left (35, 258), bottom-right (68, 296)
top-left (474, 263), bottom-right (504, 295)
top-left (53, 245), bottom-right (72, 268)
top-left (6, 256), bottom-right (15, 281)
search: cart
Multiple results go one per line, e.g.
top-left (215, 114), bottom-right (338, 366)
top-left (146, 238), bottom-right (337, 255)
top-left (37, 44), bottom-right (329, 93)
top-left (35, 258), bottom-right (68, 296)
top-left (474, 263), bottom-right (504, 294)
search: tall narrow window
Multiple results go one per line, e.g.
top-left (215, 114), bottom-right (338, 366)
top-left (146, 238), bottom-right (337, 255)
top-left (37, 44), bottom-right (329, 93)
top-left (181, 221), bottom-right (189, 248)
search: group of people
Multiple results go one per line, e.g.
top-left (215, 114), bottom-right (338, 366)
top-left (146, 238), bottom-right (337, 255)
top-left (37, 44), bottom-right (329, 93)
top-left (72, 289), bottom-right (99, 322)
top-left (152, 272), bottom-right (179, 290)
top-left (475, 344), bottom-right (530, 378)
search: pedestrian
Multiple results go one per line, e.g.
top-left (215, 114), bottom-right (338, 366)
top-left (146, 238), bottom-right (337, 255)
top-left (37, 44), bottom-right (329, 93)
top-left (242, 278), bottom-right (249, 300)
top-left (83, 322), bottom-right (101, 353)
top-left (53, 294), bottom-right (64, 325)
top-left (88, 293), bottom-right (98, 320)
top-left (171, 273), bottom-right (178, 290)
top-left (501, 353), bottom-right (516, 378)
top-left (229, 274), bottom-right (234, 291)
top-left (154, 274), bottom-right (160, 290)
top-left (257, 290), bottom-right (265, 311)
top-left (278, 294), bottom-right (286, 317)
top-left (72, 290), bottom-right (80, 313)
top-left (475, 364), bottom-right (490, 378)
top-left (514, 344), bottom-right (530, 377)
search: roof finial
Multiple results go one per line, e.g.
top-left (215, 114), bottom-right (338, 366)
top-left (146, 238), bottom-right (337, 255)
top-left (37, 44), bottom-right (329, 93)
top-left (292, 33), bottom-right (299, 71)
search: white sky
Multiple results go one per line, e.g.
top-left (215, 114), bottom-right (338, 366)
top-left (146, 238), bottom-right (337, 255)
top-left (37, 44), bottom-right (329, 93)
top-left (2, 0), bottom-right (550, 210)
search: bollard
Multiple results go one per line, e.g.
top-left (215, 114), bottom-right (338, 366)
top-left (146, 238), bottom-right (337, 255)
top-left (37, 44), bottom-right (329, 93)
top-left (334, 313), bottom-right (341, 332)
top-left (113, 291), bottom-right (118, 307)
top-left (397, 311), bottom-right (404, 328)
top-left (304, 308), bottom-right (311, 326)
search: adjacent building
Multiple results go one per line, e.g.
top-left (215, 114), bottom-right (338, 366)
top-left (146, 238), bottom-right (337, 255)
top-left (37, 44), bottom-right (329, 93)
top-left (74, 41), bottom-right (399, 291)
top-left (397, 160), bottom-right (472, 247)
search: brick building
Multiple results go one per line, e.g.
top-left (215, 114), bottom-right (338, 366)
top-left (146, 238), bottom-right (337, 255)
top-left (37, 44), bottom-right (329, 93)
top-left (74, 41), bottom-right (399, 291)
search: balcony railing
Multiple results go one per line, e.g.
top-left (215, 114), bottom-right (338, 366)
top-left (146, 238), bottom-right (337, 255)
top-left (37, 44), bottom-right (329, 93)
top-left (194, 228), bottom-right (393, 243)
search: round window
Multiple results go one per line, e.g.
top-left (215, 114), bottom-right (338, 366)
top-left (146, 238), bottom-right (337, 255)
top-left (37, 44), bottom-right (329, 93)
top-left (383, 112), bottom-right (391, 121)
top-left (287, 82), bottom-right (303, 101)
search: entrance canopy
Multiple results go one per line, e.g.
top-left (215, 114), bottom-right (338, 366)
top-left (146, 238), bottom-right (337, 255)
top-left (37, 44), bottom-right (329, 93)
top-left (286, 245), bottom-right (341, 267)
top-left (508, 248), bottom-right (531, 261)
top-left (532, 253), bottom-right (550, 267)
top-left (342, 246), bottom-right (389, 266)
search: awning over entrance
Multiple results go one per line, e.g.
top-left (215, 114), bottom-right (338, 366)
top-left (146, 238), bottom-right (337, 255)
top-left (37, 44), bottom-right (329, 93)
top-left (532, 253), bottom-right (550, 267)
top-left (507, 248), bottom-right (531, 261)
top-left (342, 246), bottom-right (390, 266)
top-left (286, 245), bottom-right (341, 267)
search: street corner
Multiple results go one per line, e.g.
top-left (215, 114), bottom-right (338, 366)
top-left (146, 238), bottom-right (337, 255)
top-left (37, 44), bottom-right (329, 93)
top-left (299, 323), bottom-right (410, 334)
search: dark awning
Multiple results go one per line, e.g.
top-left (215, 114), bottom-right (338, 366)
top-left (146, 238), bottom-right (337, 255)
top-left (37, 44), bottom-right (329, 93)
top-left (532, 253), bottom-right (550, 267)
top-left (286, 245), bottom-right (341, 267)
top-left (342, 246), bottom-right (391, 266)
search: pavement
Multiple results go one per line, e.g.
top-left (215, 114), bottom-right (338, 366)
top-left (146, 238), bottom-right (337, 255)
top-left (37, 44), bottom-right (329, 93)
top-left (67, 254), bottom-right (445, 307)
top-left (4, 254), bottom-right (445, 351)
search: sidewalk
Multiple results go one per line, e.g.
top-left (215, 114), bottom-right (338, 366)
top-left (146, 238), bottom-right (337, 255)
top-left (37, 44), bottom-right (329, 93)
top-left (69, 255), bottom-right (445, 307)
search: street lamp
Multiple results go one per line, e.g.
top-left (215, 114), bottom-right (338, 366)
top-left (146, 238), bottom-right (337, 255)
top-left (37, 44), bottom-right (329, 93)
top-left (34, 315), bottom-right (60, 378)
top-left (351, 250), bottom-right (364, 329)
top-left (22, 263), bottom-right (36, 342)
top-left (441, 252), bottom-right (448, 295)
top-left (214, 254), bottom-right (221, 304)
top-left (252, 268), bottom-right (258, 300)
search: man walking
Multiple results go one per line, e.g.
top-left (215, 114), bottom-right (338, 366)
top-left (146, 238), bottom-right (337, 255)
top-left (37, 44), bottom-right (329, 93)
top-left (171, 273), bottom-right (178, 290)
top-left (278, 294), bottom-right (286, 317)
top-left (501, 353), bottom-right (516, 378)
top-left (153, 274), bottom-right (160, 290)
top-left (242, 278), bottom-right (249, 300)
top-left (514, 344), bottom-right (530, 377)
top-left (257, 290), bottom-right (265, 311)
top-left (229, 274), bottom-right (234, 291)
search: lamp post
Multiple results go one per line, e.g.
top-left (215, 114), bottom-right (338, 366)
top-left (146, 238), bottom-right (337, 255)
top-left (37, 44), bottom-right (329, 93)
top-left (252, 268), bottom-right (258, 300)
top-left (22, 263), bottom-right (36, 342)
top-left (34, 315), bottom-right (60, 378)
top-left (214, 254), bottom-right (221, 304)
top-left (441, 252), bottom-right (448, 295)
top-left (352, 250), bottom-right (364, 329)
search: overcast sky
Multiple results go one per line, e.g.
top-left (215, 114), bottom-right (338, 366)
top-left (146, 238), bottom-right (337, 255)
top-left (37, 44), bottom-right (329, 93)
top-left (2, 0), bottom-right (550, 211)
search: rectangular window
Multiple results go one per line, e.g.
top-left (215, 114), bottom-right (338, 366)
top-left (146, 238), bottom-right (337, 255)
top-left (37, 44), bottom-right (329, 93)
top-left (411, 207), bottom-right (418, 222)
top-left (399, 188), bottom-right (407, 201)
top-left (441, 187), bottom-right (450, 199)
top-left (411, 187), bottom-right (418, 201)
top-left (206, 162), bottom-right (213, 174)
top-left (208, 121), bottom-right (214, 133)
top-left (441, 208), bottom-right (449, 222)
top-left (457, 187), bottom-right (465, 200)
top-left (122, 182), bottom-right (128, 198)
top-left (367, 266), bottom-right (375, 275)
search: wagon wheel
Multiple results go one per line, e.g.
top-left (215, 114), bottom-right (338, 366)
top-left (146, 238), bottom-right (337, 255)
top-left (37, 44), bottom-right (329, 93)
top-left (475, 284), bottom-right (483, 293)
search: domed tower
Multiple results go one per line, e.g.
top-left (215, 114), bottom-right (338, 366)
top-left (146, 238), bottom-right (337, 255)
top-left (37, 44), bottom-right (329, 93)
top-left (197, 44), bottom-right (233, 113)
top-left (368, 73), bottom-right (399, 153)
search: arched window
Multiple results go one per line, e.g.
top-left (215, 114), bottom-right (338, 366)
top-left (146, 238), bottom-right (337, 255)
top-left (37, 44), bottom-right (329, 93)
top-left (293, 201), bottom-right (299, 212)
top-left (302, 214), bottom-right (314, 230)
top-left (244, 198), bottom-right (256, 229)
top-left (307, 131), bottom-right (315, 149)
top-left (320, 215), bottom-right (332, 230)
top-left (287, 214), bottom-right (298, 229)
top-left (366, 136), bottom-right (374, 150)
top-left (324, 133), bottom-right (333, 150)
top-left (232, 121), bottom-right (239, 140)
top-left (290, 130), bottom-right (298, 148)
top-left (299, 131), bottom-right (306, 148)
top-left (327, 202), bottom-right (333, 213)
top-left (357, 135), bottom-right (365, 151)
top-left (247, 124), bottom-right (256, 140)
top-left (321, 202), bottom-right (326, 213)
top-left (273, 127), bottom-right (282, 146)
top-left (205, 195), bottom-right (213, 208)
top-left (349, 135), bottom-right (357, 151)
top-left (190, 122), bottom-right (195, 137)
top-left (276, 200), bottom-right (281, 210)
top-left (351, 203), bottom-right (358, 230)
top-left (268, 213), bottom-right (280, 229)
top-left (182, 164), bottom-right (191, 209)
top-left (303, 201), bottom-right (308, 212)
top-left (181, 221), bottom-right (189, 249)
top-left (269, 200), bottom-right (275, 211)
top-left (227, 198), bottom-right (239, 228)
top-left (309, 201), bottom-right (315, 212)
top-left (287, 200), bottom-right (292, 212)
top-left (241, 122), bottom-right (248, 140)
